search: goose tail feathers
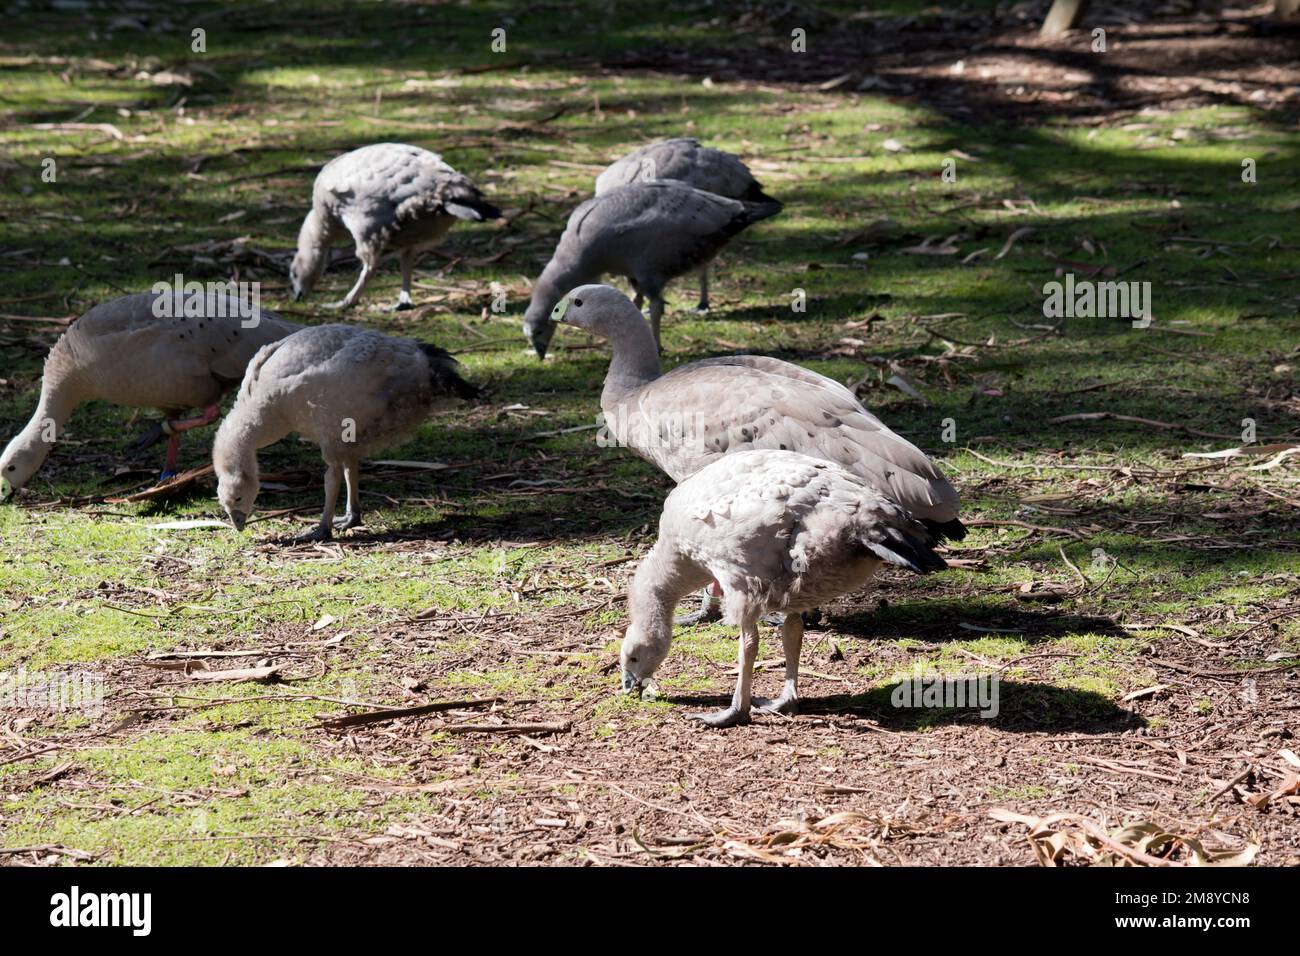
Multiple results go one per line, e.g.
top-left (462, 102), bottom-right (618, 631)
top-left (420, 344), bottom-right (481, 400)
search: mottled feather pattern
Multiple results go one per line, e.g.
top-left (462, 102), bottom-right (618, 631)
top-left (595, 137), bottom-right (775, 204)
top-left (313, 143), bottom-right (497, 254)
top-left (49, 292), bottom-right (298, 414)
top-left (606, 354), bottom-right (961, 525)
top-left (662, 451), bottom-right (944, 621)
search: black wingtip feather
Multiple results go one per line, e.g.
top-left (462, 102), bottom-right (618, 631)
top-left (741, 198), bottom-right (783, 225)
top-left (445, 197), bottom-right (503, 222)
top-left (420, 344), bottom-right (482, 400)
top-left (861, 519), bottom-right (948, 575)
top-left (743, 181), bottom-right (782, 208)
top-left (868, 544), bottom-right (947, 574)
top-left (922, 517), bottom-right (968, 542)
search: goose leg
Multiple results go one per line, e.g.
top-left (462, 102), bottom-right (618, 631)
top-left (129, 404), bottom-right (219, 452)
top-left (334, 459), bottom-right (363, 531)
top-left (164, 404), bottom-right (221, 435)
top-left (294, 462), bottom-right (342, 543)
top-left (391, 250), bottom-right (416, 311)
top-left (753, 614), bottom-right (803, 715)
top-left (327, 249), bottom-right (376, 310)
top-left (674, 580), bottom-right (722, 626)
top-left (162, 435), bottom-right (181, 478)
top-left (648, 294), bottom-right (664, 351)
top-left (695, 268), bottom-right (710, 313)
top-left (691, 619), bottom-right (758, 728)
top-left (156, 404), bottom-right (220, 479)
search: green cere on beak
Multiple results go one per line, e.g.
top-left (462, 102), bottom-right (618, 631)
top-left (550, 297), bottom-right (570, 323)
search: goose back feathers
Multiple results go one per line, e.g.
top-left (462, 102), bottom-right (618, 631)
top-left (213, 323), bottom-right (477, 541)
top-left (0, 291), bottom-right (297, 496)
top-left (595, 137), bottom-right (777, 205)
top-left (523, 180), bottom-right (781, 356)
top-left (290, 143), bottom-right (500, 309)
top-left (611, 355), bottom-right (962, 530)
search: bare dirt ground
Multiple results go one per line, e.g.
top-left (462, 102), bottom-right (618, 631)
top-left (7, 458), bottom-right (1297, 866)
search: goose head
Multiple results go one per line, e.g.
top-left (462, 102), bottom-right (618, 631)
top-left (522, 291), bottom-right (559, 359)
top-left (214, 455), bottom-right (260, 533)
top-left (0, 432), bottom-right (49, 501)
top-left (529, 284), bottom-right (644, 360)
top-left (619, 617), bottom-right (671, 697)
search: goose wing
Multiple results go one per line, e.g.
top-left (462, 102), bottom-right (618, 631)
top-left (620, 358), bottom-right (960, 523)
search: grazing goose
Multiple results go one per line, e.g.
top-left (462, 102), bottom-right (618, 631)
top-left (290, 143), bottom-right (502, 311)
top-left (213, 324), bottom-right (478, 542)
top-left (522, 180), bottom-right (781, 356)
top-left (0, 291), bottom-right (298, 498)
top-left (595, 138), bottom-right (781, 312)
top-left (621, 449), bottom-right (947, 728)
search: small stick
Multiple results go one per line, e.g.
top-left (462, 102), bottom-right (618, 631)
top-left (1203, 766), bottom-right (1254, 804)
top-left (437, 722), bottom-right (569, 736)
top-left (1058, 544), bottom-right (1088, 590)
top-left (965, 518), bottom-right (1088, 540)
top-left (315, 697), bottom-right (504, 730)
top-left (1047, 412), bottom-right (1241, 441)
top-left (1070, 755), bottom-right (1181, 783)
top-left (0, 845), bottom-right (99, 861)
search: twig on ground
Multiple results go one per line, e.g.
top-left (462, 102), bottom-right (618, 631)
top-left (315, 697), bottom-right (505, 730)
top-left (1047, 412), bottom-right (1242, 442)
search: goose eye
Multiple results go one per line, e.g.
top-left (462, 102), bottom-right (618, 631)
top-left (573, 298), bottom-right (583, 307)
top-left (5, 465), bottom-right (14, 472)
top-left (629, 656), bottom-right (638, 663)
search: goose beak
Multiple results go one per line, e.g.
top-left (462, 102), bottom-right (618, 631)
top-left (620, 670), bottom-right (641, 695)
top-left (527, 321), bottom-right (556, 360)
top-left (0, 477), bottom-right (12, 502)
top-left (227, 510), bottom-right (247, 532)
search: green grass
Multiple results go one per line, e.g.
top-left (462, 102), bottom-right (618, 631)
top-left (1, 0), bottom-right (1297, 864)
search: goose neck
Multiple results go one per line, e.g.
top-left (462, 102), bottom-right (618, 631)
top-left (601, 323), bottom-right (661, 406)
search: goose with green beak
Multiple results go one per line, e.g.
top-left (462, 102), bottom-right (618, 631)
top-left (546, 284), bottom-right (965, 537)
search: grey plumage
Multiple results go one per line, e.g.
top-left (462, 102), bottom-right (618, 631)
top-left (621, 449), bottom-right (946, 727)
top-left (213, 324), bottom-right (478, 542)
top-left (0, 291), bottom-right (298, 497)
top-left (595, 138), bottom-right (780, 314)
top-left (595, 137), bottom-right (777, 204)
top-left (290, 143), bottom-right (501, 311)
top-left (522, 180), bottom-right (781, 356)
top-left (549, 284), bottom-right (965, 536)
